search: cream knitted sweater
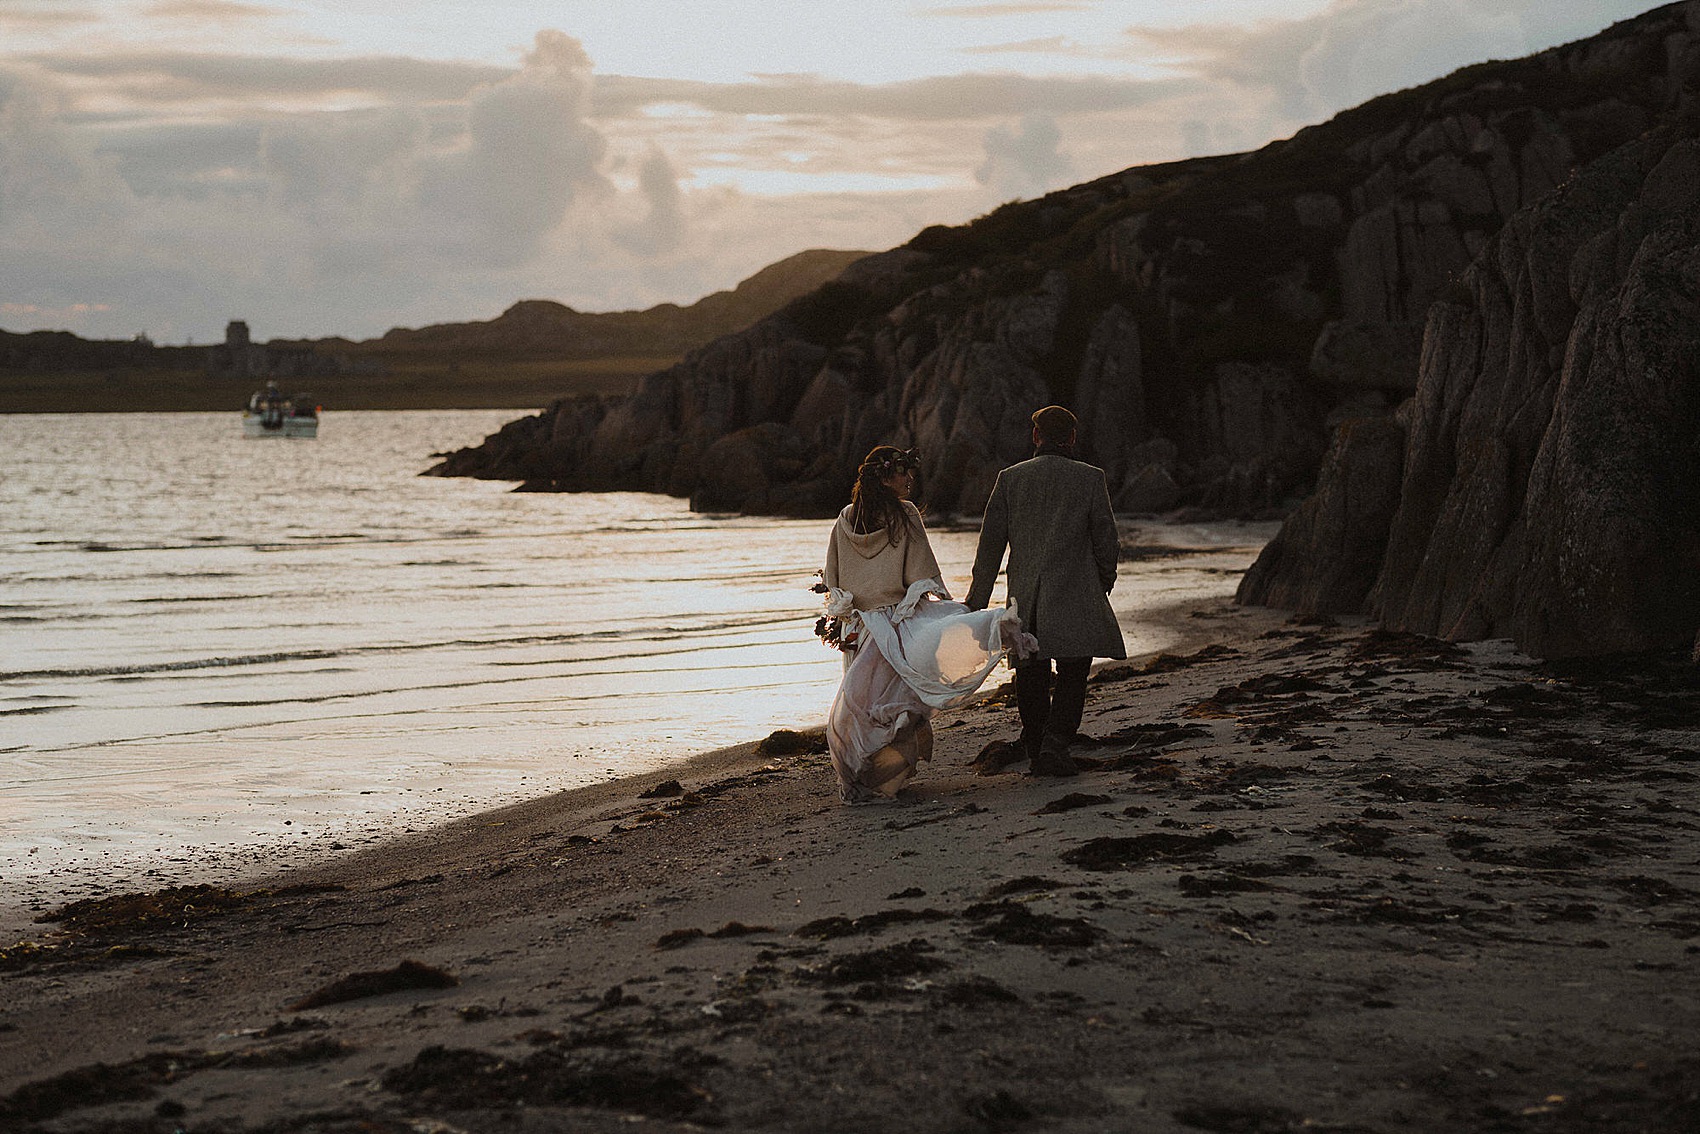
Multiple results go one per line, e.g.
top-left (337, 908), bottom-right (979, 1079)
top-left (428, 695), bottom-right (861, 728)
top-left (823, 501), bottom-right (945, 613)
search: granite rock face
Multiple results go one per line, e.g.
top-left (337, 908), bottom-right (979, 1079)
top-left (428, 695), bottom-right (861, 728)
top-left (1380, 132), bottom-right (1700, 656)
top-left (429, 5), bottom-right (1699, 520)
top-left (1309, 321), bottom-right (1425, 390)
top-left (1235, 415), bottom-right (1407, 615)
top-left (1242, 126), bottom-right (1700, 658)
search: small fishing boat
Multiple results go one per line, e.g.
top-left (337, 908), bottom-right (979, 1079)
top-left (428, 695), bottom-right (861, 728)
top-left (243, 382), bottom-right (319, 438)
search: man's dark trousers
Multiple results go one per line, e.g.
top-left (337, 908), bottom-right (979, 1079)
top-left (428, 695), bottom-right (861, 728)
top-left (1015, 656), bottom-right (1091, 753)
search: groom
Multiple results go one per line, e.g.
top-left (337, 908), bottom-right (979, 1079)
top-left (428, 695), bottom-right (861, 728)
top-left (966, 406), bottom-right (1126, 775)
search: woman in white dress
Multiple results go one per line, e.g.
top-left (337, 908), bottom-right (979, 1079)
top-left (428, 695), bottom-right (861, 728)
top-left (821, 446), bottom-right (1034, 802)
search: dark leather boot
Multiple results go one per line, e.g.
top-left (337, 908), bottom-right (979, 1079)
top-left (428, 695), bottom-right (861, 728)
top-left (1020, 731), bottom-right (1043, 764)
top-left (1028, 734), bottom-right (1078, 777)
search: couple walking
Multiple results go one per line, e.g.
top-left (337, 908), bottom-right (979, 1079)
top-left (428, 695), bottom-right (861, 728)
top-left (820, 405), bottom-right (1126, 802)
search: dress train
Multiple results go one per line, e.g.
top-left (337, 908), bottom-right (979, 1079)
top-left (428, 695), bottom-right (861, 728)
top-left (826, 579), bottom-right (1034, 803)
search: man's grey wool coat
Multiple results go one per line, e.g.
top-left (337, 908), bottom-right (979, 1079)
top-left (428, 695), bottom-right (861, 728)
top-left (966, 451), bottom-right (1126, 660)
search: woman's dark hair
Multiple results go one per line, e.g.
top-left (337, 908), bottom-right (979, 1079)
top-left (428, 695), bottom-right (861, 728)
top-left (849, 446), bottom-right (920, 546)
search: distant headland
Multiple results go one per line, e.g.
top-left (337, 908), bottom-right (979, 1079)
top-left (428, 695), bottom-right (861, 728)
top-left (0, 248), bottom-right (868, 413)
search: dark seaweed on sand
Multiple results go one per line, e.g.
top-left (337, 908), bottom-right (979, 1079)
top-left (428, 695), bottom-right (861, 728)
top-left (382, 1044), bottom-right (713, 1120)
top-left (793, 938), bottom-right (948, 985)
top-left (793, 908), bottom-right (952, 940)
top-left (288, 959), bottom-right (458, 1010)
top-left (962, 901), bottom-right (1104, 947)
top-left (0, 1039), bottom-right (352, 1124)
top-left (1036, 792), bottom-right (1113, 814)
top-left (1063, 830), bottom-right (1238, 870)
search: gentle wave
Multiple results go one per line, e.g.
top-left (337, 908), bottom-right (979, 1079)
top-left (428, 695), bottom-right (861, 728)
top-left (14, 532), bottom-right (573, 555)
top-left (125, 593), bottom-right (288, 605)
top-left (12, 673), bottom-right (829, 765)
top-left (2, 649), bottom-right (346, 680)
top-left (187, 656), bottom-right (820, 709)
top-left (0, 612), bottom-right (805, 682)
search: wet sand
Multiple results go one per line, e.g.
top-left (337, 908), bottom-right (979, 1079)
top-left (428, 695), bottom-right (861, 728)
top-left (3, 601), bottom-right (1699, 1133)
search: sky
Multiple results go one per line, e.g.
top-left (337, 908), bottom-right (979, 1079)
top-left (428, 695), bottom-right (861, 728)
top-left (0, 0), bottom-right (1659, 342)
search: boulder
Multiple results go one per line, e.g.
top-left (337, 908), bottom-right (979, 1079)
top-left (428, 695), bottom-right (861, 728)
top-left (1236, 415), bottom-right (1406, 613)
top-left (1116, 465), bottom-right (1182, 514)
top-left (688, 422), bottom-right (818, 514)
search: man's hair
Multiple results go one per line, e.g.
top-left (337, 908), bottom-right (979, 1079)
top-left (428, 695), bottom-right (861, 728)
top-left (1031, 405), bottom-right (1077, 445)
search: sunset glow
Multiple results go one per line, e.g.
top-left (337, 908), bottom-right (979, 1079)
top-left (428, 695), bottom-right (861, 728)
top-left (0, 1), bottom-right (1654, 341)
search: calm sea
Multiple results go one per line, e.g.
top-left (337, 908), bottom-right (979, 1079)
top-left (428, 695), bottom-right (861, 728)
top-left (0, 411), bottom-right (1271, 906)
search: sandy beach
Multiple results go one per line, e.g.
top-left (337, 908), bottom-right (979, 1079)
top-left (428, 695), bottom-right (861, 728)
top-left (4, 597), bottom-right (1699, 1133)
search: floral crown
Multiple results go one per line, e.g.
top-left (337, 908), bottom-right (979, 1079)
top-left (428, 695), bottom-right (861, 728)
top-left (862, 448), bottom-right (920, 476)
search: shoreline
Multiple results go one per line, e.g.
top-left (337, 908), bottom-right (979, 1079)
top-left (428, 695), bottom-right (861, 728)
top-left (0, 585), bottom-right (1252, 945)
top-left (5, 597), bottom-right (1699, 1132)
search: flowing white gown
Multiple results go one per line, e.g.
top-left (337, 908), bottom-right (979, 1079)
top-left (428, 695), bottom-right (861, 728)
top-left (826, 578), bottom-right (1035, 803)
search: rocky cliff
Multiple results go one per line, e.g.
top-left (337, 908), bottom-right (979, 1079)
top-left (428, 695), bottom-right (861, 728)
top-left (429, 4), bottom-right (1696, 526)
top-left (1238, 5), bottom-right (1700, 659)
top-left (1240, 121), bottom-right (1700, 656)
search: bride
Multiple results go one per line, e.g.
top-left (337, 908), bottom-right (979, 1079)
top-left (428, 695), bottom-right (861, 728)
top-left (820, 445), bottom-right (1034, 802)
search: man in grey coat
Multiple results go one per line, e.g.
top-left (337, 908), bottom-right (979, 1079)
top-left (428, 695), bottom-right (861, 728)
top-left (966, 406), bottom-right (1125, 775)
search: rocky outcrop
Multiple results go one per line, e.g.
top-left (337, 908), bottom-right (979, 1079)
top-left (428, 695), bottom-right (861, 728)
top-left (1235, 415), bottom-right (1406, 614)
top-left (1241, 120), bottom-right (1700, 658)
top-left (429, 4), bottom-right (1700, 521)
top-left (1383, 130), bottom-right (1700, 656)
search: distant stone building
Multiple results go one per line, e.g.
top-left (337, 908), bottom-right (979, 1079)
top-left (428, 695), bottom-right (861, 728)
top-left (207, 319), bottom-right (371, 379)
top-left (207, 320), bottom-right (265, 376)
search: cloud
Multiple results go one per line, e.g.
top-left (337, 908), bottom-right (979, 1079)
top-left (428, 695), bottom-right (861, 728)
top-left (0, 67), bottom-right (193, 322)
top-left (0, 7), bottom-right (99, 30)
top-left (1130, 0), bottom-right (1652, 121)
top-left (143, 1), bottom-right (282, 23)
top-left (923, 2), bottom-right (1100, 15)
top-left (961, 36), bottom-right (1090, 56)
top-left (0, 68), bottom-right (118, 220)
top-left (0, 2), bottom-right (1654, 343)
top-left (258, 109), bottom-right (424, 213)
top-left (614, 147), bottom-right (686, 256)
top-left (26, 48), bottom-right (1183, 123)
top-left (592, 71), bottom-right (1189, 122)
top-left (94, 120), bottom-right (266, 197)
top-left (27, 51), bottom-right (511, 108)
top-left (0, 19), bottom-right (1251, 341)
top-left (0, 32), bottom-right (633, 337)
top-left (1, 28), bottom-right (953, 342)
top-left (974, 113), bottom-right (1074, 199)
top-left (413, 30), bottom-right (610, 261)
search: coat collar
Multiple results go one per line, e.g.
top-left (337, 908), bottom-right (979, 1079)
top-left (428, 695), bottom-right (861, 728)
top-left (1033, 442), bottom-right (1075, 459)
